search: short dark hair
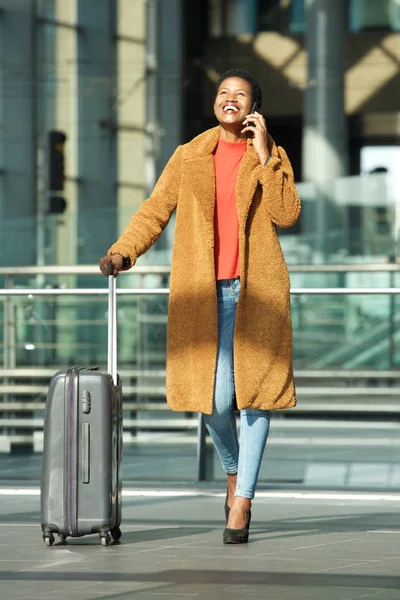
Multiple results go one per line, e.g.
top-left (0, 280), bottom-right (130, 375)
top-left (215, 69), bottom-right (262, 109)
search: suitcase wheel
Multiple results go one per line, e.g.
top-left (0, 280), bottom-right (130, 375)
top-left (110, 526), bottom-right (122, 543)
top-left (43, 533), bottom-right (55, 547)
top-left (100, 533), bottom-right (111, 546)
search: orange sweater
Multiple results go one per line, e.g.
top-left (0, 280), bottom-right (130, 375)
top-left (213, 138), bottom-right (247, 280)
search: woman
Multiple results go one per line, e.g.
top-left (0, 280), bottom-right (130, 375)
top-left (100, 69), bottom-right (301, 544)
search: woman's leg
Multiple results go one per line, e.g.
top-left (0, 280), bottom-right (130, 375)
top-left (227, 409), bottom-right (270, 529)
top-left (204, 278), bottom-right (271, 529)
top-left (236, 409), bottom-right (270, 498)
top-left (203, 280), bottom-right (239, 480)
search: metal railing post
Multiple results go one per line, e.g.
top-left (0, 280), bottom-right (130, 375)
top-left (196, 413), bottom-right (207, 482)
top-left (0, 264), bottom-right (400, 456)
top-left (196, 413), bottom-right (214, 482)
top-left (3, 275), bottom-right (16, 370)
top-left (389, 269), bottom-right (395, 368)
top-left (3, 296), bottom-right (9, 371)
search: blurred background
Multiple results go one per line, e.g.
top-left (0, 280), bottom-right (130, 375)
top-left (0, 0), bottom-right (400, 491)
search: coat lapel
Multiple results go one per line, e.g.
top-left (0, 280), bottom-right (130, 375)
top-left (236, 141), bottom-right (260, 230)
top-left (183, 127), bottom-right (279, 234)
top-left (184, 155), bottom-right (216, 234)
top-left (183, 127), bottom-right (219, 234)
top-left (236, 134), bottom-right (279, 230)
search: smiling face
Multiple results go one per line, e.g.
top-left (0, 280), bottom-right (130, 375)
top-left (213, 77), bottom-right (253, 128)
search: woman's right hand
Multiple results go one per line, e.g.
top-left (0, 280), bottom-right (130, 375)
top-left (99, 253), bottom-right (124, 277)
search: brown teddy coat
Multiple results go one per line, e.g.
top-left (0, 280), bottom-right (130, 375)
top-left (109, 126), bottom-right (301, 414)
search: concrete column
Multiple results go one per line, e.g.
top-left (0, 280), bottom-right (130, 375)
top-left (115, 0), bottom-right (147, 233)
top-left (159, 0), bottom-right (182, 172)
top-left (77, 0), bottom-right (117, 264)
top-left (302, 0), bottom-right (348, 255)
top-left (145, 0), bottom-right (161, 198)
top-left (136, 0), bottom-right (184, 396)
top-left (0, 0), bottom-right (37, 265)
top-left (51, 0), bottom-right (79, 367)
top-left (303, 0), bottom-right (348, 182)
top-left (158, 0), bottom-right (182, 254)
top-left (141, 0), bottom-right (183, 256)
top-left (0, 7), bottom-right (4, 232)
top-left (54, 0), bottom-right (78, 268)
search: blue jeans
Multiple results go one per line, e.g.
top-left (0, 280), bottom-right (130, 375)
top-left (203, 278), bottom-right (270, 499)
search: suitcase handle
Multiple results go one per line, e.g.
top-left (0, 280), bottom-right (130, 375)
top-left (107, 262), bottom-right (117, 384)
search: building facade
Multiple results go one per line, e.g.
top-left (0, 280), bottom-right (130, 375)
top-left (0, 0), bottom-right (182, 267)
top-left (185, 0), bottom-right (400, 176)
top-left (0, 0), bottom-right (399, 266)
top-left (184, 0), bottom-right (400, 259)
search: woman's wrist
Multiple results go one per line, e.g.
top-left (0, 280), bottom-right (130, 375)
top-left (258, 151), bottom-right (270, 166)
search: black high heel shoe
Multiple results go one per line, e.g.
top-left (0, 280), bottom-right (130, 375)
top-left (223, 510), bottom-right (251, 544)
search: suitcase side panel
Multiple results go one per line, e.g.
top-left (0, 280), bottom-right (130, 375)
top-left (75, 370), bottom-right (119, 535)
top-left (115, 381), bottom-right (123, 528)
top-left (41, 371), bottom-right (68, 534)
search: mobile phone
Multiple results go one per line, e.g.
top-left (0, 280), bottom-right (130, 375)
top-left (247, 101), bottom-right (260, 129)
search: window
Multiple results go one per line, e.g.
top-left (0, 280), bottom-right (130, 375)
top-left (289, 0), bottom-right (305, 34)
top-left (258, 0), bottom-right (305, 35)
top-left (350, 0), bottom-right (400, 32)
top-left (209, 0), bottom-right (258, 36)
top-left (208, 0), bottom-right (304, 36)
top-left (257, 0), bottom-right (281, 32)
top-left (36, 0), bottom-right (56, 20)
top-left (209, 0), bottom-right (400, 37)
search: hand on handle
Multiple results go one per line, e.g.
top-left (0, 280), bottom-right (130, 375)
top-left (99, 254), bottom-right (124, 278)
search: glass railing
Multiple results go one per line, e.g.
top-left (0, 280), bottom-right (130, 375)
top-left (1, 290), bottom-right (399, 370)
top-left (291, 278), bottom-right (400, 370)
top-left (0, 266), bottom-right (171, 370)
top-left (283, 171), bottom-right (400, 263)
top-left (1, 264), bottom-right (400, 489)
top-left (2, 265), bottom-right (400, 371)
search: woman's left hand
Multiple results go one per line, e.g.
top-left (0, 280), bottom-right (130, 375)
top-left (242, 112), bottom-right (270, 166)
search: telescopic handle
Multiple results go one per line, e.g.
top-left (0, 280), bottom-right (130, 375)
top-left (107, 262), bottom-right (117, 384)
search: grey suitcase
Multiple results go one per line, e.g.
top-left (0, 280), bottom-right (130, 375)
top-left (40, 264), bottom-right (123, 546)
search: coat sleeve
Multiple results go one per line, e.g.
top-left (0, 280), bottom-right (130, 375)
top-left (255, 145), bottom-right (301, 228)
top-left (108, 145), bottom-right (183, 266)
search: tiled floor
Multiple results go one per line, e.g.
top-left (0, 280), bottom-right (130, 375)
top-left (0, 487), bottom-right (400, 599)
top-left (0, 426), bottom-right (400, 600)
